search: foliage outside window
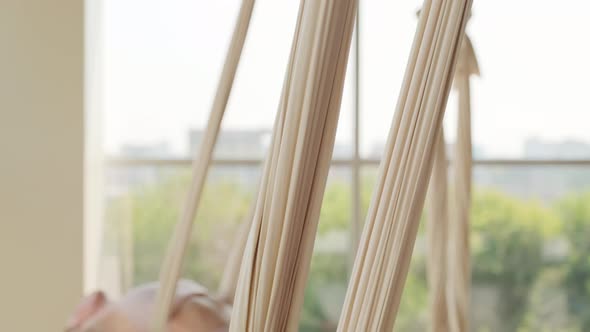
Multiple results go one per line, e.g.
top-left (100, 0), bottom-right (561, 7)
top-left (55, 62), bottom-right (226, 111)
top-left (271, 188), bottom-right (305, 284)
top-left (104, 169), bottom-right (590, 331)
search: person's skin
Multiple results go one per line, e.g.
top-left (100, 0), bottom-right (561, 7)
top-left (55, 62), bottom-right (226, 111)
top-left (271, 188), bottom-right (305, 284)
top-left (65, 280), bottom-right (230, 332)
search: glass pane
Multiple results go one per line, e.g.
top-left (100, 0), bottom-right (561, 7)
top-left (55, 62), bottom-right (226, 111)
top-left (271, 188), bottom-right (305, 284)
top-left (462, 0), bottom-right (590, 159)
top-left (102, 0), bottom-right (300, 157)
top-left (102, 0), bottom-right (242, 156)
top-left (359, 0), bottom-right (421, 159)
top-left (361, 164), bottom-right (590, 331)
top-left (361, 0), bottom-right (590, 159)
top-left (102, 0), bottom-right (354, 159)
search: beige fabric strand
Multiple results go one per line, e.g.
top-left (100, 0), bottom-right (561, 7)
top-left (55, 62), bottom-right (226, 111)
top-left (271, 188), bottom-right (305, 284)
top-left (337, 0), bottom-right (473, 330)
top-left (229, 0), bottom-right (357, 331)
top-left (426, 32), bottom-right (479, 332)
top-left (151, 1), bottom-right (256, 330)
top-left (426, 128), bottom-right (450, 332)
top-left (447, 32), bottom-right (478, 332)
top-left (218, 207), bottom-right (254, 302)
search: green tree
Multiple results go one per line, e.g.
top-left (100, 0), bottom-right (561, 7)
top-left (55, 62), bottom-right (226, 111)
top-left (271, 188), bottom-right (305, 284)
top-left (300, 253), bottom-right (349, 332)
top-left (471, 190), bottom-right (559, 331)
top-left (557, 192), bottom-right (590, 331)
top-left (318, 179), bottom-right (351, 235)
top-left (125, 171), bottom-right (253, 288)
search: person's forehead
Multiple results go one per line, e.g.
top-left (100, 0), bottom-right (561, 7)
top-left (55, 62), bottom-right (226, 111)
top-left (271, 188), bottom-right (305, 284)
top-left (82, 307), bottom-right (139, 332)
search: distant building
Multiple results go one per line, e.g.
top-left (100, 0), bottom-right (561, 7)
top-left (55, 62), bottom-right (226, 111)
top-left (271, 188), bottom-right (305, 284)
top-left (188, 129), bottom-right (272, 186)
top-left (188, 129), bottom-right (353, 184)
top-left (524, 137), bottom-right (590, 159)
top-left (106, 142), bottom-right (175, 197)
top-left (119, 142), bottom-right (174, 159)
top-left (188, 129), bottom-right (270, 159)
top-left (476, 138), bottom-right (590, 201)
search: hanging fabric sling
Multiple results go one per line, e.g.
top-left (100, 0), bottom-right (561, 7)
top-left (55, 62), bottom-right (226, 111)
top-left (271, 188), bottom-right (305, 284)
top-left (447, 30), bottom-right (479, 332)
top-left (425, 17), bottom-right (479, 332)
top-left (337, 0), bottom-right (473, 330)
top-left (151, 0), bottom-right (256, 330)
top-left (218, 206), bottom-right (254, 302)
top-left (229, 0), bottom-right (357, 331)
top-left (426, 128), bottom-right (450, 332)
top-left (149, 0), bottom-right (476, 330)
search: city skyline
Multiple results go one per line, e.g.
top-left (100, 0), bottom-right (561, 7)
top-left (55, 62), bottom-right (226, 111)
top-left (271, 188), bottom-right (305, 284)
top-left (111, 127), bottom-right (590, 161)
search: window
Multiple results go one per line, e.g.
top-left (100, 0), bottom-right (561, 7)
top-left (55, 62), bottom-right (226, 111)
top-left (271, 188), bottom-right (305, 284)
top-left (98, 0), bottom-right (590, 331)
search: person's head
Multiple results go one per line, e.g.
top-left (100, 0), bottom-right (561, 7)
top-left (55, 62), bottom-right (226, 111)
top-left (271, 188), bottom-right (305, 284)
top-left (65, 282), bottom-right (230, 332)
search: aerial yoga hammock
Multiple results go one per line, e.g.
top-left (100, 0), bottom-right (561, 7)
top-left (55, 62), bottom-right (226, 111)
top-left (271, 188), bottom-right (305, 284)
top-left (67, 0), bottom-right (474, 330)
top-left (217, 5), bottom-right (479, 332)
top-left (337, 0), bottom-right (473, 330)
top-left (225, 0), bottom-right (473, 330)
top-left (156, 0), bottom-right (358, 330)
top-left (154, 0), bottom-right (473, 330)
top-left (425, 21), bottom-right (479, 332)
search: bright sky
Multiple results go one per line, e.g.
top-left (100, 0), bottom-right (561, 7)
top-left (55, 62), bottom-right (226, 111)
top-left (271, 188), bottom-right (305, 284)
top-left (99, 0), bottom-right (590, 158)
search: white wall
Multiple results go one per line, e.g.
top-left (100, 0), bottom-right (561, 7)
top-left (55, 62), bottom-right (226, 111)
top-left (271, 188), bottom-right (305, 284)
top-left (0, 0), bottom-right (84, 330)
